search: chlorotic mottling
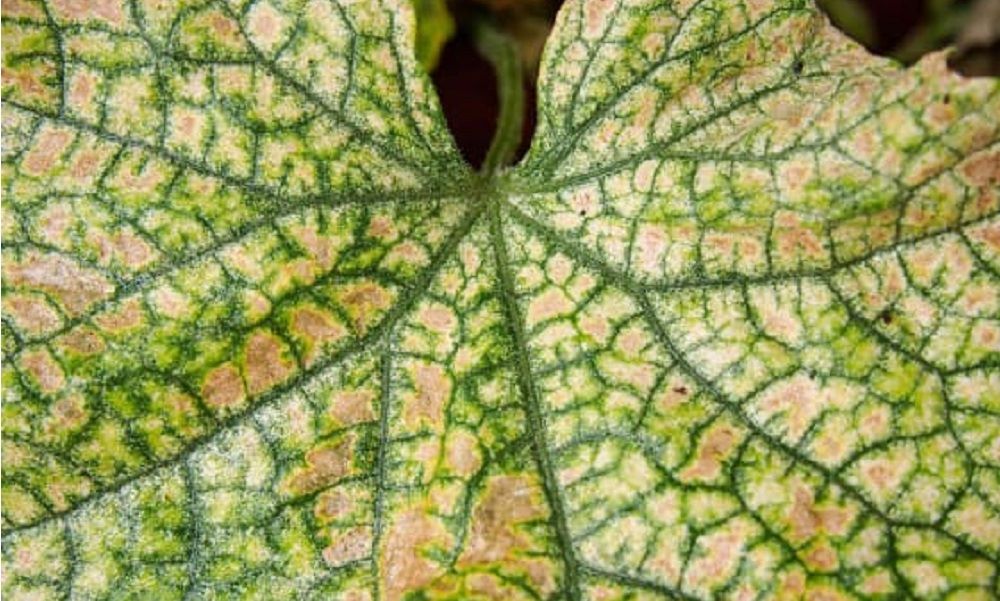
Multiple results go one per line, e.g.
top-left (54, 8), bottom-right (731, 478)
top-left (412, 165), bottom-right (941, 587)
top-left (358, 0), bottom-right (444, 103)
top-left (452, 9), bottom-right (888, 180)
top-left (2, 0), bottom-right (999, 599)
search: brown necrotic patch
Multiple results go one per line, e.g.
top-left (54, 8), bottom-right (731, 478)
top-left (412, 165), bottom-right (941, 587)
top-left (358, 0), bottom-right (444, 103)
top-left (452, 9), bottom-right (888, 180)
top-left (458, 475), bottom-right (550, 568)
top-left (21, 128), bottom-right (73, 176)
top-left (94, 298), bottom-right (145, 334)
top-left (201, 363), bottom-right (246, 410)
top-left (290, 306), bottom-right (347, 364)
top-left (323, 526), bottom-right (372, 568)
top-left (50, 0), bottom-right (125, 27)
top-left (3, 294), bottom-right (62, 335)
top-left (243, 331), bottom-right (294, 395)
top-left (381, 509), bottom-right (451, 601)
top-left (284, 434), bottom-right (356, 495)
top-left (42, 394), bottom-right (90, 439)
top-left (337, 281), bottom-right (393, 334)
top-left (19, 349), bottom-right (65, 394)
top-left (785, 485), bottom-right (855, 542)
top-left (56, 327), bottom-right (105, 357)
top-left (6, 253), bottom-right (112, 315)
top-left (328, 389), bottom-right (376, 427)
top-left (679, 422), bottom-right (743, 482)
top-left (403, 361), bottom-right (452, 429)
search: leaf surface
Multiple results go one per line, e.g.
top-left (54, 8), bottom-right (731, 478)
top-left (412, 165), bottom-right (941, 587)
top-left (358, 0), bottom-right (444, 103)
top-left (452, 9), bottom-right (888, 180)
top-left (3, 0), bottom-right (999, 599)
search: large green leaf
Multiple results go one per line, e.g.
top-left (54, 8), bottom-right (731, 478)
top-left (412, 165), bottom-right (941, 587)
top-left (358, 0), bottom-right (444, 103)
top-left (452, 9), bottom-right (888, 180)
top-left (2, 0), bottom-right (999, 599)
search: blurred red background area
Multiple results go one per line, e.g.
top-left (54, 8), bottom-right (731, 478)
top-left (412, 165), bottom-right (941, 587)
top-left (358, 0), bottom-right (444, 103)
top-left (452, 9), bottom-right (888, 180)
top-left (432, 0), bottom-right (991, 168)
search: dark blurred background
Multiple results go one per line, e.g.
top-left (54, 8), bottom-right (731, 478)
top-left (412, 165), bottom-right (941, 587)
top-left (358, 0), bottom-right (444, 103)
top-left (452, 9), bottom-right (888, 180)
top-left (423, 0), bottom-right (1000, 167)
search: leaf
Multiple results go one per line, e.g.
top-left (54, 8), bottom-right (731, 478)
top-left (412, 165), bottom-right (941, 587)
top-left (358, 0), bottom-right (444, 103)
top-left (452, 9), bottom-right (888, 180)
top-left (2, 0), bottom-right (999, 599)
top-left (414, 0), bottom-right (455, 72)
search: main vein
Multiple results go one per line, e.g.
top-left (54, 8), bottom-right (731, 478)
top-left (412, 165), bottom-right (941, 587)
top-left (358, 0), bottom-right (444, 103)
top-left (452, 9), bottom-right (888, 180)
top-left (487, 199), bottom-right (583, 599)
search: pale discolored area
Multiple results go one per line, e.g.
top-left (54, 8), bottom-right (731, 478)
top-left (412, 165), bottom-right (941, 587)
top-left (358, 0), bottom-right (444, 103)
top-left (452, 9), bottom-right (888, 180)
top-left (4, 0), bottom-right (1000, 599)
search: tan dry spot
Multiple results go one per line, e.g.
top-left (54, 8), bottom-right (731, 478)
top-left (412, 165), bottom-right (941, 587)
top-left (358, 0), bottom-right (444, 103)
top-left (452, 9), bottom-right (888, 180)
top-left (457, 475), bottom-right (554, 594)
top-left (858, 456), bottom-right (907, 494)
top-left (859, 571), bottom-right (894, 595)
top-left (223, 246), bottom-right (264, 280)
top-left (285, 435), bottom-right (355, 495)
top-left (584, 0), bottom-right (615, 37)
top-left (244, 331), bottom-right (294, 395)
top-left (961, 150), bottom-right (1000, 186)
top-left (460, 244), bottom-right (481, 272)
top-left (777, 570), bottom-right (807, 598)
top-left (445, 430), bottom-right (481, 477)
top-left (703, 231), bottom-right (765, 267)
top-left (314, 489), bottom-right (354, 522)
top-left (381, 510), bottom-right (451, 601)
top-left (568, 188), bottom-right (599, 216)
top-left (3, 0), bottom-right (44, 18)
top-left (246, 2), bottom-right (287, 51)
top-left (2, 65), bottom-right (55, 104)
top-left (417, 303), bottom-right (456, 335)
top-left (57, 327), bottom-right (105, 356)
top-left (43, 394), bottom-right (89, 436)
top-left (7, 253), bottom-right (113, 315)
top-left (69, 148), bottom-right (110, 182)
top-left (241, 290), bottom-right (271, 322)
top-left (459, 475), bottom-right (546, 564)
top-left (201, 363), bottom-right (245, 409)
top-left (151, 286), bottom-right (190, 319)
top-left (385, 241), bottom-right (429, 269)
top-left (20, 349), bottom-right (65, 394)
top-left (757, 375), bottom-right (825, 442)
top-left (37, 203), bottom-right (73, 243)
top-left (958, 283), bottom-right (998, 315)
top-left (547, 254), bottom-right (573, 285)
top-left (338, 281), bottom-right (392, 333)
top-left (684, 520), bottom-right (752, 589)
top-left (44, 477), bottom-right (91, 512)
top-left (858, 405), bottom-right (892, 440)
top-left (94, 298), bottom-right (144, 333)
top-left (403, 362), bottom-right (451, 429)
top-left (111, 156), bottom-right (168, 194)
top-left (635, 225), bottom-right (667, 275)
top-left (291, 307), bottom-right (347, 363)
top-left (778, 159), bottom-right (814, 197)
top-left (972, 322), bottom-right (1000, 351)
top-left (952, 501), bottom-right (1000, 547)
top-left (599, 355), bottom-right (656, 393)
top-left (323, 526), bottom-right (372, 568)
top-left (22, 129), bottom-right (73, 175)
top-left (578, 314), bottom-right (610, 342)
top-left (969, 222), bottom-right (1000, 254)
top-left (329, 390), bottom-right (376, 426)
top-left (752, 290), bottom-right (802, 342)
top-left (811, 425), bottom-right (852, 465)
top-left (786, 486), bottom-right (854, 542)
top-left (367, 215), bottom-right (397, 241)
top-left (803, 542), bottom-right (839, 572)
top-left (527, 288), bottom-right (573, 326)
top-left (615, 326), bottom-right (649, 356)
top-left (680, 423), bottom-right (740, 482)
top-left (50, 0), bottom-right (124, 26)
top-left (68, 70), bottom-right (97, 114)
top-left (463, 573), bottom-right (522, 600)
top-left (207, 12), bottom-right (240, 41)
top-left (773, 212), bottom-right (825, 259)
top-left (291, 224), bottom-right (339, 269)
top-left (87, 230), bottom-right (157, 270)
top-left (657, 377), bottom-right (693, 410)
top-left (4, 295), bottom-right (61, 335)
top-left (647, 538), bottom-right (683, 583)
top-left (169, 107), bottom-right (206, 148)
